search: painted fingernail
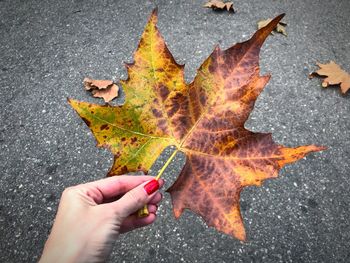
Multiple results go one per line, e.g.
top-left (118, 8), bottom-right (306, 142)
top-left (144, 179), bottom-right (159, 195)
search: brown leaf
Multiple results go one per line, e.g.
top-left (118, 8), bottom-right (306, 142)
top-left (69, 11), bottom-right (325, 240)
top-left (83, 77), bottom-right (119, 102)
top-left (310, 61), bottom-right (350, 94)
top-left (83, 78), bottom-right (114, 90)
top-left (258, 18), bottom-right (287, 36)
top-left (92, 83), bottom-right (119, 103)
top-left (204, 0), bottom-right (234, 12)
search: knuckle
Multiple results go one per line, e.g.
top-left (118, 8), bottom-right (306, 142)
top-left (127, 190), bottom-right (144, 205)
top-left (62, 186), bottom-right (79, 198)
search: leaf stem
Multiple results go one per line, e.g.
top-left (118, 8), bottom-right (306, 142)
top-left (155, 148), bottom-right (178, 180)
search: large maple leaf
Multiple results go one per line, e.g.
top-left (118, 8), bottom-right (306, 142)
top-left (68, 10), bottom-right (325, 240)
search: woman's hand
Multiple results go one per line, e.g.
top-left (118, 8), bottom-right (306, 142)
top-left (40, 176), bottom-right (163, 263)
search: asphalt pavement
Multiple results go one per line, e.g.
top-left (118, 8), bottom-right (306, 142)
top-left (0, 0), bottom-right (349, 262)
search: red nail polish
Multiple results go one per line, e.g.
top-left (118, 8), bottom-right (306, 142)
top-left (144, 179), bottom-right (159, 195)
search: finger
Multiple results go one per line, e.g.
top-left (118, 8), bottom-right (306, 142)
top-left (128, 204), bottom-right (158, 217)
top-left (158, 179), bottom-right (165, 188)
top-left (144, 204), bottom-right (158, 214)
top-left (83, 175), bottom-right (155, 202)
top-left (111, 179), bottom-right (160, 218)
top-left (97, 179), bottom-right (164, 205)
top-left (120, 212), bottom-right (157, 234)
top-left (148, 192), bottom-right (163, 205)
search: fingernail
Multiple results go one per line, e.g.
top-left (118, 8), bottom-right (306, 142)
top-left (144, 179), bottom-right (159, 195)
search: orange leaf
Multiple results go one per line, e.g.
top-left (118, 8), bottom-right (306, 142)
top-left (69, 11), bottom-right (325, 240)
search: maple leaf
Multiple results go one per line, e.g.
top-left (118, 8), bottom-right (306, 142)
top-left (258, 18), bottom-right (287, 36)
top-left (68, 10), bottom-right (325, 240)
top-left (204, 0), bottom-right (234, 12)
top-left (310, 61), bottom-right (350, 94)
top-left (83, 77), bottom-right (119, 103)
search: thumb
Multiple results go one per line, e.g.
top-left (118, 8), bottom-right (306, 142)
top-left (112, 179), bottom-right (160, 219)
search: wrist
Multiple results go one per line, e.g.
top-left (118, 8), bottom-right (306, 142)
top-left (40, 238), bottom-right (87, 263)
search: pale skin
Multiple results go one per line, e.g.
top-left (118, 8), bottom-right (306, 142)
top-left (40, 176), bottom-right (164, 263)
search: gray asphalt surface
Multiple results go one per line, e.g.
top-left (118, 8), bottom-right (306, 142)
top-left (1, 0), bottom-right (349, 262)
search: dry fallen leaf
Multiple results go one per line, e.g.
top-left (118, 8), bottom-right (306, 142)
top-left (69, 10), bottom-right (325, 240)
top-left (204, 0), bottom-right (234, 11)
top-left (92, 84), bottom-right (119, 102)
top-left (310, 61), bottom-right (350, 94)
top-left (83, 77), bottom-right (119, 102)
top-left (258, 18), bottom-right (287, 36)
top-left (83, 78), bottom-right (113, 90)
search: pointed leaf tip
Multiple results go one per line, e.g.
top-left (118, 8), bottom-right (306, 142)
top-left (151, 8), bottom-right (158, 20)
top-left (257, 14), bottom-right (286, 41)
top-left (268, 14), bottom-right (285, 29)
top-left (67, 98), bottom-right (78, 107)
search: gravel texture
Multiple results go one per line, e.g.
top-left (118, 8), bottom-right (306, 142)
top-left (1, 0), bottom-right (349, 262)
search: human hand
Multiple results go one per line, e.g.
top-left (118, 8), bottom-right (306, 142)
top-left (39, 176), bottom-right (163, 263)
